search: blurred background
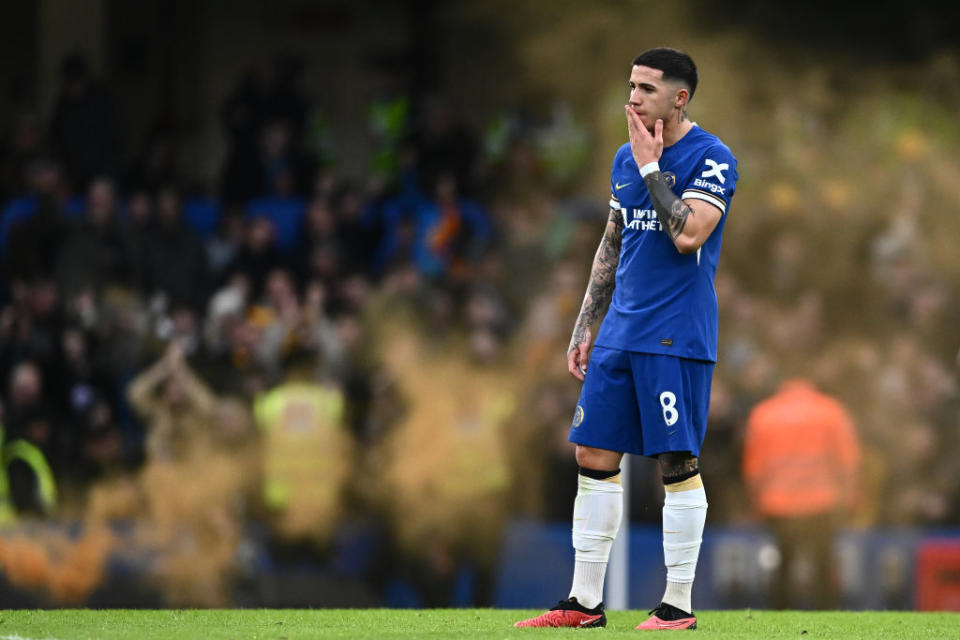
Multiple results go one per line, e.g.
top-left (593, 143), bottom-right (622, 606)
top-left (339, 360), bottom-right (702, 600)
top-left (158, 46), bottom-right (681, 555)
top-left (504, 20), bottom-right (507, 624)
top-left (0, 0), bottom-right (959, 611)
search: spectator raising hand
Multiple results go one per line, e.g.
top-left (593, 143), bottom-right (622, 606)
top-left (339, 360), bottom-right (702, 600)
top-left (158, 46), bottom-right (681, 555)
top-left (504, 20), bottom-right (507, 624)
top-left (127, 340), bottom-right (216, 462)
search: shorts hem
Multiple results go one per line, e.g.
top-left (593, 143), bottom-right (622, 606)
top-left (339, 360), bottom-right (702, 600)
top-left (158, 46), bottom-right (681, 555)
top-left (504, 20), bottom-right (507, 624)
top-left (568, 434), bottom-right (702, 459)
top-left (641, 445), bottom-right (702, 458)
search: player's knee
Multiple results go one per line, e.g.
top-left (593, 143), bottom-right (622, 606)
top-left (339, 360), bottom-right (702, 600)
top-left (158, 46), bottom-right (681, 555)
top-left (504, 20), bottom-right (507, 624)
top-left (658, 451), bottom-right (699, 483)
top-left (574, 446), bottom-right (592, 468)
top-left (575, 445), bottom-right (622, 471)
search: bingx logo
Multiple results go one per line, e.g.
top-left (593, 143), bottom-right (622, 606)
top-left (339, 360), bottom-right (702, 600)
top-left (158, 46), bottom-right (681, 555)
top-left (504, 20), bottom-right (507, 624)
top-left (701, 159), bottom-right (728, 183)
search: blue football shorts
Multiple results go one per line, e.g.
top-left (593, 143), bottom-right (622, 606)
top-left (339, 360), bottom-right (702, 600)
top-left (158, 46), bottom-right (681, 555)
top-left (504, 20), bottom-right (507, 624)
top-left (568, 346), bottom-right (714, 457)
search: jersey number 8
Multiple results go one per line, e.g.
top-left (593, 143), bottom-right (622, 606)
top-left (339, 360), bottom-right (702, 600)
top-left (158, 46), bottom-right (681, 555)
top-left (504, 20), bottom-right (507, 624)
top-left (659, 391), bottom-right (679, 426)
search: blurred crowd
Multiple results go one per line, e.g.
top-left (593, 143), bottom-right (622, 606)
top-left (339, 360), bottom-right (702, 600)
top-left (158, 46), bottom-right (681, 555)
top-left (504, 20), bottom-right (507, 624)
top-left (0, 50), bottom-right (596, 606)
top-left (0, 49), bottom-right (958, 607)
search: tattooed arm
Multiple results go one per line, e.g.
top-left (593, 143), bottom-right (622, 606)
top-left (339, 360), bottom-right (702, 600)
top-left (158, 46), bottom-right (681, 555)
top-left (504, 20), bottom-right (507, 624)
top-left (644, 171), bottom-right (722, 254)
top-left (567, 208), bottom-right (624, 381)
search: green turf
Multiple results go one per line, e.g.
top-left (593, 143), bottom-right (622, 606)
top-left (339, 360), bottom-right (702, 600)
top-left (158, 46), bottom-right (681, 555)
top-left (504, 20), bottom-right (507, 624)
top-left (0, 609), bottom-right (958, 639)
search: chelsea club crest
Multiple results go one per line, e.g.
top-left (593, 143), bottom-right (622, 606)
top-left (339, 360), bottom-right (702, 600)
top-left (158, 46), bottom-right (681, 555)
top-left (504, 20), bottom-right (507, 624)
top-left (572, 405), bottom-right (585, 428)
top-left (663, 171), bottom-right (676, 188)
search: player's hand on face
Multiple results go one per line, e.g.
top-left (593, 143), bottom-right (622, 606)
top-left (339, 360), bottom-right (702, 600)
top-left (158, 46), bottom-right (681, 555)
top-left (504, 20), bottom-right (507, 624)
top-left (625, 106), bottom-right (663, 167)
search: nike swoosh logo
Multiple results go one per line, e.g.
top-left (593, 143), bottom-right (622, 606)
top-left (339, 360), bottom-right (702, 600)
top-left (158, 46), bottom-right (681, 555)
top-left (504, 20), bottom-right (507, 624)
top-left (658, 619), bottom-right (695, 628)
top-left (579, 616), bottom-right (601, 626)
top-left (615, 182), bottom-right (633, 190)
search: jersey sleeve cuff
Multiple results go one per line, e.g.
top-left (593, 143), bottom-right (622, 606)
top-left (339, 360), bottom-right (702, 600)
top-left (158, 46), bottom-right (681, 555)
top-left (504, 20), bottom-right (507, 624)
top-left (609, 197), bottom-right (623, 211)
top-left (682, 189), bottom-right (727, 213)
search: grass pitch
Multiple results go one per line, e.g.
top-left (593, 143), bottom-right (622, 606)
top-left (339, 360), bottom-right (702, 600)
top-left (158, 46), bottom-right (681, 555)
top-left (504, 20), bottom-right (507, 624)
top-left (0, 609), bottom-right (957, 639)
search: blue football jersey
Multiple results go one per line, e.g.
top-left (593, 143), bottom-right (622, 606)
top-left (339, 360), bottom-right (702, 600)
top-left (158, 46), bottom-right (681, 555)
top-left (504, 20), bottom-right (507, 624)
top-left (594, 125), bottom-right (738, 362)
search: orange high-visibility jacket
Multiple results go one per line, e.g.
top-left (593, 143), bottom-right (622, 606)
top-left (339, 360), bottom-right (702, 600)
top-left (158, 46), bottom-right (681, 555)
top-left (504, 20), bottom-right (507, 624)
top-left (742, 379), bottom-right (860, 518)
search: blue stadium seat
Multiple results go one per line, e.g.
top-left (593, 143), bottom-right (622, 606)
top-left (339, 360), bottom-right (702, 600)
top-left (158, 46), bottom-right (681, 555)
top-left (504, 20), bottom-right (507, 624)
top-left (183, 198), bottom-right (221, 239)
top-left (246, 196), bottom-right (306, 252)
top-left (63, 195), bottom-right (87, 219)
top-left (0, 196), bottom-right (39, 252)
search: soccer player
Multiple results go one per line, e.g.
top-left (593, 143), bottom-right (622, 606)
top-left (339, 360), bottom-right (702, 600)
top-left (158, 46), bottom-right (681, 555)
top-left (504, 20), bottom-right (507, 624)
top-left (515, 48), bottom-right (738, 630)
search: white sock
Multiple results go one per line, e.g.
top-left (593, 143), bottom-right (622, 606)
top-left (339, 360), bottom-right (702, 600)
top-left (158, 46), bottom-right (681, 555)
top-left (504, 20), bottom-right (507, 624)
top-left (570, 561), bottom-right (606, 610)
top-left (662, 581), bottom-right (694, 614)
top-left (569, 471), bottom-right (623, 609)
top-left (661, 474), bottom-right (707, 613)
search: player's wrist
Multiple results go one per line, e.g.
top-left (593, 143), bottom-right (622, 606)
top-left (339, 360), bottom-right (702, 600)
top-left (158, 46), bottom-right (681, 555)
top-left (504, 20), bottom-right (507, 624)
top-left (638, 161), bottom-right (660, 178)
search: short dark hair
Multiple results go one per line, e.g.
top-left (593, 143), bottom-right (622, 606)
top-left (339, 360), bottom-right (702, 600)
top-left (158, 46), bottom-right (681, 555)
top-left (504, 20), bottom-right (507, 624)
top-left (632, 48), bottom-right (698, 99)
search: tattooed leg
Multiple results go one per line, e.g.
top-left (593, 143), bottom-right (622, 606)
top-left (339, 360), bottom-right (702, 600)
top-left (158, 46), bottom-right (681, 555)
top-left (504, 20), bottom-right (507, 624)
top-left (658, 452), bottom-right (700, 481)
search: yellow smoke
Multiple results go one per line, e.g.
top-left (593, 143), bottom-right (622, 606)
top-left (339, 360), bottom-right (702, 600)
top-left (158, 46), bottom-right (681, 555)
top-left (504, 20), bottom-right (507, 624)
top-left (366, 322), bottom-right (517, 564)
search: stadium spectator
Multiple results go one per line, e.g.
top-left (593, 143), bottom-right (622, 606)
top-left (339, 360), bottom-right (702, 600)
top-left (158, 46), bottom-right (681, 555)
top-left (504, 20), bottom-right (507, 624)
top-left (94, 384), bottom-right (258, 608)
top-left (219, 54), bottom-right (312, 205)
top-left (296, 279), bottom-right (347, 382)
top-left (203, 273), bottom-right (249, 358)
top-left (259, 119), bottom-right (315, 199)
top-left (4, 360), bottom-right (58, 456)
top-left (0, 112), bottom-right (45, 203)
top-left (141, 187), bottom-right (209, 310)
top-left (120, 189), bottom-right (153, 290)
top-left (143, 386), bottom-right (258, 607)
top-left (413, 173), bottom-right (491, 279)
top-left (2, 169), bottom-right (67, 283)
top-left (742, 378), bottom-right (861, 609)
top-left (332, 311), bottom-right (398, 445)
top-left (250, 268), bottom-right (305, 376)
top-left (219, 66), bottom-right (270, 204)
top-left (50, 325), bottom-right (114, 473)
top-left (73, 396), bottom-right (126, 485)
top-left (49, 52), bottom-right (121, 193)
top-left (201, 302), bottom-right (270, 400)
top-left (253, 349), bottom-right (353, 546)
top-left (294, 197), bottom-right (337, 278)
top-left (0, 277), bottom-right (65, 387)
top-left (413, 95), bottom-right (479, 195)
top-left (55, 178), bottom-right (127, 295)
top-left (124, 124), bottom-right (180, 194)
top-left (332, 183), bottom-right (380, 277)
top-left (127, 341), bottom-right (216, 462)
top-left (227, 216), bottom-right (284, 301)
top-left (205, 207), bottom-right (247, 289)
